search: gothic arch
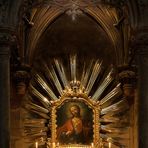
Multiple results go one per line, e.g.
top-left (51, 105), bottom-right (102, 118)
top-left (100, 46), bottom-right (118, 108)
top-left (24, 3), bottom-right (122, 64)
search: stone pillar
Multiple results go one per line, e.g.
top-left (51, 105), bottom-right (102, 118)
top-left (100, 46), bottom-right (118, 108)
top-left (11, 65), bottom-right (30, 148)
top-left (0, 45), bottom-right (10, 148)
top-left (129, 30), bottom-right (148, 148)
top-left (137, 41), bottom-right (148, 148)
top-left (118, 65), bottom-right (137, 148)
top-left (0, 31), bottom-right (18, 148)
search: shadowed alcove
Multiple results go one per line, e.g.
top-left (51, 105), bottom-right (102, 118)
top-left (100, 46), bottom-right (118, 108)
top-left (33, 13), bottom-right (116, 66)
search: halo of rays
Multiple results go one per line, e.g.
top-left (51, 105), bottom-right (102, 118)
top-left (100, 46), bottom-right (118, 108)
top-left (23, 55), bottom-right (129, 147)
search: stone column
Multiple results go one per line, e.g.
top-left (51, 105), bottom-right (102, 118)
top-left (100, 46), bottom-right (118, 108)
top-left (118, 65), bottom-right (137, 148)
top-left (11, 65), bottom-right (30, 148)
top-left (0, 31), bottom-right (18, 148)
top-left (0, 45), bottom-right (10, 148)
top-left (130, 30), bottom-right (148, 148)
top-left (137, 39), bottom-right (148, 148)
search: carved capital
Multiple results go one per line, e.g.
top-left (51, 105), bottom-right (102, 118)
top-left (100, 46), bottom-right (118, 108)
top-left (0, 45), bottom-right (10, 57)
top-left (118, 67), bottom-right (136, 84)
top-left (0, 32), bottom-right (17, 46)
top-left (118, 65), bottom-right (137, 100)
top-left (14, 64), bottom-right (31, 95)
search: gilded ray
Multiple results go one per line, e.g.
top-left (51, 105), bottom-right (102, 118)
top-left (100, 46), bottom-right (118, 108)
top-left (101, 99), bottom-right (128, 115)
top-left (100, 133), bottom-right (129, 141)
top-left (101, 122), bottom-right (129, 128)
top-left (70, 55), bottom-right (77, 81)
top-left (100, 117), bottom-right (120, 123)
top-left (24, 122), bottom-right (45, 128)
top-left (100, 83), bottom-right (122, 106)
top-left (24, 127), bottom-right (48, 135)
top-left (26, 102), bottom-right (49, 113)
top-left (103, 140), bottom-right (126, 148)
top-left (81, 60), bottom-right (94, 88)
top-left (24, 132), bottom-right (47, 138)
top-left (92, 68), bottom-right (114, 100)
top-left (54, 59), bottom-right (69, 88)
top-left (24, 119), bottom-right (47, 124)
top-left (43, 61), bottom-right (63, 95)
top-left (86, 60), bottom-right (102, 94)
top-left (101, 125), bottom-right (128, 133)
top-left (29, 84), bottom-right (51, 106)
top-left (27, 109), bottom-right (50, 119)
top-left (34, 73), bottom-right (58, 100)
top-left (100, 116), bottom-right (129, 125)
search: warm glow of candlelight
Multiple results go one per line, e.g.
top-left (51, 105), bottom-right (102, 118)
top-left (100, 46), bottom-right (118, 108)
top-left (57, 142), bottom-right (59, 146)
top-left (35, 142), bottom-right (38, 148)
top-left (52, 142), bottom-right (56, 148)
top-left (109, 142), bottom-right (111, 148)
top-left (91, 142), bottom-right (94, 148)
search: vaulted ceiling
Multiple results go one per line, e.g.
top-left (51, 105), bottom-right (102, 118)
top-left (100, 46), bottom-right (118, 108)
top-left (34, 13), bottom-right (115, 66)
top-left (0, 0), bottom-right (148, 66)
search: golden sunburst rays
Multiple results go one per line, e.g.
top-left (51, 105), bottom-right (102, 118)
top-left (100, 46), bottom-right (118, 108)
top-left (85, 60), bottom-right (102, 95)
top-left (29, 84), bottom-right (51, 108)
top-left (99, 83), bottom-right (122, 107)
top-left (34, 73), bottom-right (58, 100)
top-left (92, 68), bottom-right (114, 101)
top-left (23, 55), bottom-right (129, 147)
top-left (42, 62), bottom-right (63, 96)
top-left (70, 55), bottom-right (77, 82)
top-left (80, 59), bottom-right (94, 88)
top-left (54, 58), bottom-right (70, 88)
top-left (100, 135), bottom-right (128, 148)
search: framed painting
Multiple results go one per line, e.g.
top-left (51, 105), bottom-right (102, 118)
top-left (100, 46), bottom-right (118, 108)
top-left (49, 96), bottom-right (100, 148)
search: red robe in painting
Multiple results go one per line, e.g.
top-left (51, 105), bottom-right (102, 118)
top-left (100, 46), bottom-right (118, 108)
top-left (57, 118), bottom-right (92, 144)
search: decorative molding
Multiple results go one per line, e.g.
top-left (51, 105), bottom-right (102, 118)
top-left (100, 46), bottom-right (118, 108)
top-left (0, 32), bottom-right (17, 45)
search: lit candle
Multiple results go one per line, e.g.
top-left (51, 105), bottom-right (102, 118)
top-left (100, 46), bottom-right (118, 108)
top-left (52, 142), bottom-right (56, 148)
top-left (35, 142), bottom-right (38, 148)
top-left (109, 142), bottom-right (111, 148)
top-left (91, 143), bottom-right (94, 148)
top-left (57, 142), bottom-right (59, 147)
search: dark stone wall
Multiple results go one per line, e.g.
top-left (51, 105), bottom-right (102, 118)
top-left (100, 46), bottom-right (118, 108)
top-left (0, 46), bottom-right (10, 148)
top-left (138, 51), bottom-right (148, 148)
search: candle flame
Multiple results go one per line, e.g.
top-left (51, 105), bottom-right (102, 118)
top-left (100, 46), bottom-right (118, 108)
top-left (35, 142), bottom-right (38, 148)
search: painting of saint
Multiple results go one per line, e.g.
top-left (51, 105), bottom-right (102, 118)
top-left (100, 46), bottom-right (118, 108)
top-left (56, 101), bottom-right (93, 145)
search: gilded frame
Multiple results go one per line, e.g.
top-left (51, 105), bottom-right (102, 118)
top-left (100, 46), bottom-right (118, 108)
top-left (49, 94), bottom-right (100, 148)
